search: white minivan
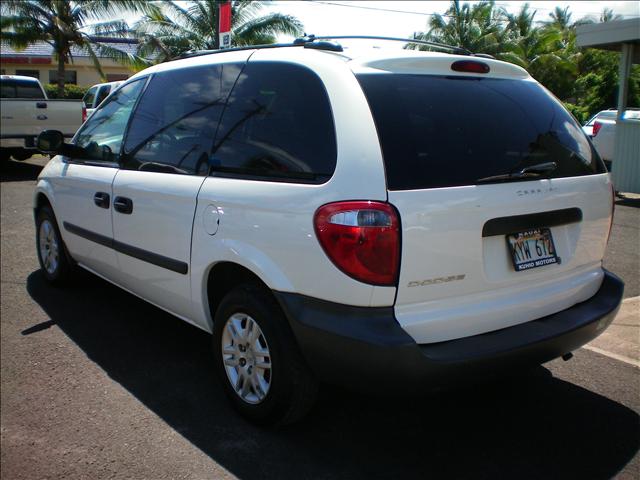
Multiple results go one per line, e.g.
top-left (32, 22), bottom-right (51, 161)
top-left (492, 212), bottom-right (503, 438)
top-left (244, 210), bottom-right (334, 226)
top-left (33, 38), bottom-right (624, 425)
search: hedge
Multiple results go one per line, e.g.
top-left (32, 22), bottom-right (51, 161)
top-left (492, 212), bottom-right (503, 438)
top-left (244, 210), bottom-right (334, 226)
top-left (44, 84), bottom-right (90, 99)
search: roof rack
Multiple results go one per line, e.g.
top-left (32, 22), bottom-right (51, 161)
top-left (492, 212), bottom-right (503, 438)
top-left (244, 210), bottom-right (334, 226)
top-left (175, 34), bottom-right (473, 61)
top-left (295, 35), bottom-right (472, 55)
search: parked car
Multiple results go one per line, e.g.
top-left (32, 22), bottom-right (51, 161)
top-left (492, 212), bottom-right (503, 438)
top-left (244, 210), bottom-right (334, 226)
top-left (82, 80), bottom-right (124, 122)
top-left (583, 108), bottom-right (640, 168)
top-left (33, 41), bottom-right (624, 426)
top-left (0, 75), bottom-right (83, 161)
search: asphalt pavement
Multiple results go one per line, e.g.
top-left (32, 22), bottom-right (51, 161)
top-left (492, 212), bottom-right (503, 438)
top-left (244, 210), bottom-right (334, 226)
top-left (1, 157), bottom-right (639, 480)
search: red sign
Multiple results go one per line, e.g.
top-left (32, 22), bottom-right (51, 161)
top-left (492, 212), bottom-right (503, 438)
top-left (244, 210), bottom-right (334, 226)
top-left (219, 1), bottom-right (231, 49)
top-left (219, 2), bottom-right (231, 33)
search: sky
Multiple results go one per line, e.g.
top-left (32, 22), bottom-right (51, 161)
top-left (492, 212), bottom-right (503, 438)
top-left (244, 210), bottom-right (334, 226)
top-left (256, 1), bottom-right (640, 49)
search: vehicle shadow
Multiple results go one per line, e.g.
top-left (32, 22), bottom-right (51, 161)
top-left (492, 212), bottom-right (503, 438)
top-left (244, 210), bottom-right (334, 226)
top-left (0, 158), bottom-right (44, 182)
top-left (26, 269), bottom-right (639, 480)
top-left (616, 195), bottom-right (640, 208)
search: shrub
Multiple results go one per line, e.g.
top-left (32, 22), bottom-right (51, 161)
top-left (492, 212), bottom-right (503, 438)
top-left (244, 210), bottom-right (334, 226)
top-left (564, 102), bottom-right (589, 124)
top-left (44, 84), bottom-right (89, 99)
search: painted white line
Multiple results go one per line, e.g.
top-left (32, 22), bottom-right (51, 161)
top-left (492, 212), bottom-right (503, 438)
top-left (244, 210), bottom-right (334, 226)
top-left (582, 345), bottom-right (640, 368)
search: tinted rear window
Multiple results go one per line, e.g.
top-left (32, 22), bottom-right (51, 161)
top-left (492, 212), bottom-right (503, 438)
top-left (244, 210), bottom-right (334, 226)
top-left (1, 78), bottom-right (44, 99)
top-left (357, 74), bottom-right (605, 190)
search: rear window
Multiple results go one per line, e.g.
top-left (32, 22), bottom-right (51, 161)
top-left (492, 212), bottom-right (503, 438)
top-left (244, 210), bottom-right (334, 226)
top-left (95, 85), bottom-right (112, 106)
top-left (357, 74), bottom-right (605, 191)
top-left (0, 78), bottom-right (44, 99)
top-left (83, 86), bottom-right (98, 108)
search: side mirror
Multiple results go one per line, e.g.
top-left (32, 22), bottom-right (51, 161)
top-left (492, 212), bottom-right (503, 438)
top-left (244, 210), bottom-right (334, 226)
top-left (37, 130), bottom-right (65, 154)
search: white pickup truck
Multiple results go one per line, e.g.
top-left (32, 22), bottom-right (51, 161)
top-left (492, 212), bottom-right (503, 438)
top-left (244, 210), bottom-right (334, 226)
top-left (1, 75), bottom-right (83, 161)
top-left (583, 108), bottom-right (640, 169)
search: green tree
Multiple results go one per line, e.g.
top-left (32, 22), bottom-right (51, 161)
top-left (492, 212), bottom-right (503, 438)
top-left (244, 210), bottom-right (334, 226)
top-left (0, 0), bottom-right (153, 95)
top-left (133, 0), bottom-right (303, 63)
top-left (408, 0), bottom-right (511, 57)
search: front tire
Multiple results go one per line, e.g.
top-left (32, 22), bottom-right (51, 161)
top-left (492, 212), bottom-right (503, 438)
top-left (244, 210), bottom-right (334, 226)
top-left (36, 206), bottom-right (75, 285)
top-left (212, 283), bottom-right (318, 426)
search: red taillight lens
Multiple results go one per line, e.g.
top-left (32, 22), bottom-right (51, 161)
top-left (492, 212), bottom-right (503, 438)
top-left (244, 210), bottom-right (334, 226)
top-left (82, 106), bottom-right (87, 123)
top-left (451, 60), bottom-right (490, 74)
top-left (592, 121), bottom-right (602, 137)
top-left (314, 201), bottom-right (400, 286)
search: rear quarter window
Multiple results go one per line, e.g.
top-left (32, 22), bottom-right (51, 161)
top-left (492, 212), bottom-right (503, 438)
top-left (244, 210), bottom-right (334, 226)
top-left (211, 62), bottom-right (337, 183)
top-left (357, 74), bottom-right (605, 190)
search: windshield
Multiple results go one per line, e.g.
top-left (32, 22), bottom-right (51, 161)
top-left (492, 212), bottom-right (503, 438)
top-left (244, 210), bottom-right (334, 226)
top-left (357, 74), bottom-right (605, 190)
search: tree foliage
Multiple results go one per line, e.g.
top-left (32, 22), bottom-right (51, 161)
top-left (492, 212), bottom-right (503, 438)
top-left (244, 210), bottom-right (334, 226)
top-left (0, 0), bottom-right (154, 95)
top-left (133, 0), bottom-right (303, 62)
top-left (409, 1), bottom-right (640, 122)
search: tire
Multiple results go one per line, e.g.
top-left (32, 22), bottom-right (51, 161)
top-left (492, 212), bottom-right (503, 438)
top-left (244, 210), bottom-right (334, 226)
top-left (212, 283), bottom-right (318, 426)
top-left (35, 206), bottom-right (75, 285)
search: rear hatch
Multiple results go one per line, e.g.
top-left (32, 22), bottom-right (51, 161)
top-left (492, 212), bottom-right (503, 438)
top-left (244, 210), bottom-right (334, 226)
top-left (355, 55), bottom-right (612, 343)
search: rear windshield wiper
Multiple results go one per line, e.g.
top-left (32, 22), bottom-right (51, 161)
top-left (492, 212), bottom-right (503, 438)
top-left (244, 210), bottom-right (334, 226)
top-left (476, 162), bottom-right (557, 184)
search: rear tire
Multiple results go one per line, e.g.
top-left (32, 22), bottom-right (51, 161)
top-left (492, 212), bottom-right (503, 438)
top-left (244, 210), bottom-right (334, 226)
top-left (36, 206), bottom-right (75, 285)
top-left (212, 283), bottom-right (318, 426)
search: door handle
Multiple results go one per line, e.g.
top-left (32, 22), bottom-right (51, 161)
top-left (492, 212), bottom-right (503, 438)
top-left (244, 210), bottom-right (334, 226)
top-left (113, 196), bottom-right (133, 214)
top-left (36, 102), bottom-right (47, 109)
top-left (93, 192), bottom-right (110, 209)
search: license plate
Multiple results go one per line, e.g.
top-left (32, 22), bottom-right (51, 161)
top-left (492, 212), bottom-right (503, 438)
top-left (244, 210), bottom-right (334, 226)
top-left (506, 228), bottom-right (558, 272)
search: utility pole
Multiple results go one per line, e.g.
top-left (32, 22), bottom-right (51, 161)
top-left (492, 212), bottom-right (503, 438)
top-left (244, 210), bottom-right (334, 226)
top-left (219, 1), bottom-right (232, 49)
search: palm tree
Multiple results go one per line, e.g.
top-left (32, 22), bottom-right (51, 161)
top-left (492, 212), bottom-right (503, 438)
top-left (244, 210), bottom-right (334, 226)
top-left (1, 0), bottom-right (153, 96)
top-left (407, 0), bottom-right (512, 58)
top-left (546, 6), bottom-right (573, 31)
top-left (134, 0), bottom-right (304, 63)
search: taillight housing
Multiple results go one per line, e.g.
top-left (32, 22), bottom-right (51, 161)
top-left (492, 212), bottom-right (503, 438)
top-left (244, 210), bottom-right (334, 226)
top-left (82, 105), bottom-right (87, 123)
top-left (314, 201), bottom-right (400, 286)
top-left (592, 121), bottom-right (603, 137)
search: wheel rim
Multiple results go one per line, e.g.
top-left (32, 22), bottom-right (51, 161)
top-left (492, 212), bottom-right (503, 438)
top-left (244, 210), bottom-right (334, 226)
top-left (38, 219), bottom-right (59, 275)
top-left (221, 313), bottom-right (272, 404)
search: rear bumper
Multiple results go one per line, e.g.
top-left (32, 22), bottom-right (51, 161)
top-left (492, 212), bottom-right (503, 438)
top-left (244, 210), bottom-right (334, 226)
top-left (274, 270), bottom-right (624, 392)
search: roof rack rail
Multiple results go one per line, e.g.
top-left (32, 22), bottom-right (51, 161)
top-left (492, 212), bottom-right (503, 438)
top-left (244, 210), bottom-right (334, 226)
top-left (176, 42), bottom-right (299, 60)
top-left (295, 35), bottom-right (472, 55)
top-left (174, 34), bottom-right (473, 61)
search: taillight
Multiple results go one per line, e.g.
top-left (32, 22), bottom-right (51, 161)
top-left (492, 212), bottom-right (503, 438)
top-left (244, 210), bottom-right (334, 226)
top-left (82, 105), bottom-right (87, 123)
top-left (592, 121), bottom-right (602, 137)
top-left (451, 60), bottom-right (490, 74)
top-left (314, 201), bottom-right (400, 286)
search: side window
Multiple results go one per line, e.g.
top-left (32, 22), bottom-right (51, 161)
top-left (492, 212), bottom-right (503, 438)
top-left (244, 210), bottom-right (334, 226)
top-left (74, 79), bottom-right (145, 163)
top-left (95, 85), bottom-right (111, 106)
top-left (83, 86), bottom-right (98, 108)
top-left (211, 62), bottom-right (337, 183)
top-left (122, 63), bottom-right (243, 175)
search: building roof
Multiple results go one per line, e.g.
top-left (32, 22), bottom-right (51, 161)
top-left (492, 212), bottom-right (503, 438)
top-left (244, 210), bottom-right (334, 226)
top-left (576, 18), bottom-right (640, 62)
top-left (0, 36), bottom-right (140, 59)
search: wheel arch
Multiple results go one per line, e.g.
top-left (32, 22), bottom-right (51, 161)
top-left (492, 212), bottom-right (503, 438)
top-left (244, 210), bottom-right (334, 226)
top-left (204, 261), bottom-right (278, 332)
